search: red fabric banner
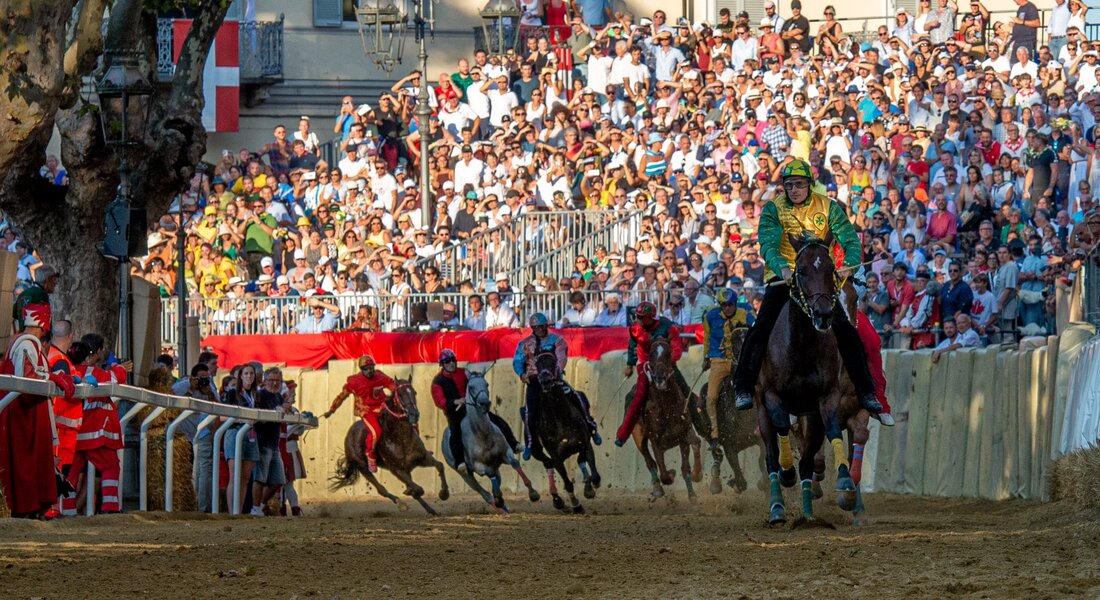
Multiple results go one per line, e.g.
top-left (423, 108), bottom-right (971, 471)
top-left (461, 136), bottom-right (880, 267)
top-left (204, 326), bottom-right (704, 369)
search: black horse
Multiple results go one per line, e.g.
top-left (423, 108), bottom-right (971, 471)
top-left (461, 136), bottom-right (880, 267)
top-left (331, 379), bottom-right (450, 515)
top-left (689, 329), bottom-right (765, 495)
top-left (527, 352), bottom-right (601, 513)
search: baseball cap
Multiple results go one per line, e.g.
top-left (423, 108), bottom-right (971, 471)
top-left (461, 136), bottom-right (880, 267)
top-left (260, 256), bottom-right (274, 268)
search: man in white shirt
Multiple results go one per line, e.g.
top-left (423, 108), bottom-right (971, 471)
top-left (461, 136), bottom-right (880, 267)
top-left (593, 293), bottom-right (627, 327)
top-left (453, 145), bottom-right (485, 194)
top-left (484, 291), bottom-right (519, 329)
top-left (931, 314), bottom-right (982, 363)
top-left (557, 292), bottom-right (599, 327)
top-left (586, 44), bottom-right (614, 99)
top-left (338, 144), bottom-right (367, 180)
top-left (1047, 0), bottom-right (1071, 60)
top-left (438, 96), bottom-right (479, 142)
top-left (368, 159), bottom-right (399, 211)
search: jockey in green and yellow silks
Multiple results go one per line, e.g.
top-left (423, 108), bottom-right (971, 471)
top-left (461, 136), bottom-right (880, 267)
top-left (729, 159), bottom-right (883, 416)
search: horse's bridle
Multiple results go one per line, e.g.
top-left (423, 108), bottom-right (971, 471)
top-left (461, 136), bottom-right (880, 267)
top-left (382, 382), bottom-right (414, 420)
top-left (789, 240), bottom-right (844, 321)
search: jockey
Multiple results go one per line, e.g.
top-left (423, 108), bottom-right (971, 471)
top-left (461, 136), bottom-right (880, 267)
top-left (323, 355), bottom-right (396, 473)
top-left (430, 349), bottom-right (522, 473)
top-left (614, 301), bottom-right (691, 446)
top-left (730, 158), bottom-right (886, 419)
top-left (701, 288), bottom-right (754, 443)
top-left (513, 313), bottom-right (602, 460)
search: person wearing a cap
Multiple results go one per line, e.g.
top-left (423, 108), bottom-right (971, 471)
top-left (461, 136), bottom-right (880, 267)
top-left (729, 158), bottom-right (885, 419)
top-left (778, 0), bottom-right (810, 55)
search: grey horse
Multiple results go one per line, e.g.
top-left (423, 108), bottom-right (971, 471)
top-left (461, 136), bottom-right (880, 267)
top-left (441, 371), bottom-right (539, 513)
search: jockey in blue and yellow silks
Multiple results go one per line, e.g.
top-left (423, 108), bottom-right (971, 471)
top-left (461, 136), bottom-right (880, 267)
top-left (729, 158), bottom-right (884, 416)
top-left (701, 288), bottom-right (753, 442)
top-left (514, 313), bottom-right (601, 460)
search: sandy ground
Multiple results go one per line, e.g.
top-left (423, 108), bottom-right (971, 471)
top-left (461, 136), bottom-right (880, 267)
top-left (1, 490), bottom-right (1099, 600)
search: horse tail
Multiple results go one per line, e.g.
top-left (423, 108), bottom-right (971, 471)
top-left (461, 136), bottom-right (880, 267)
top-left (329, 455), bottom-right (361, 491)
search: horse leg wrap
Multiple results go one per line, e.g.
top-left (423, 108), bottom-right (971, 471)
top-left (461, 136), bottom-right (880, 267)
top-left (800, 479), bottom-right (814, 516)
top-left (778, 435), bottom-right (794, 471)
top-left (851, 443), bottom-right (865, 486)
top-left (768, 472), bottom-right (782, 507)
top-left (831, 438), bottom-right (849, 471)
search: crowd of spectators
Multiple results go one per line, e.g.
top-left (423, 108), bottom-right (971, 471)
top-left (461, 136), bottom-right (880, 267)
top-left (118, 0), bottom-right (1099, 347)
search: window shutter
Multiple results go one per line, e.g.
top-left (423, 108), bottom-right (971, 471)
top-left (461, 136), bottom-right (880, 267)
top-left (895, 0), bottom-right (919, 18)
top-left (313, 0), bottom-right (343, 27)
top-left (741, 0), bottom-right (766, 24)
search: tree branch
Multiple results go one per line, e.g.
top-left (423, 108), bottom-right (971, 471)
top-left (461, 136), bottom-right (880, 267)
top-left (63, 0), bottom-right (109, 80)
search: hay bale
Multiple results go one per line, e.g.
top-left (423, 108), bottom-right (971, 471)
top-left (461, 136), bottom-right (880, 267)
top-left (1049, 444), bottom-right (1100, 512)
top-left (144, 420), bottom-right (197, 512)
top-left (0, 486), bottom-right (9, 518)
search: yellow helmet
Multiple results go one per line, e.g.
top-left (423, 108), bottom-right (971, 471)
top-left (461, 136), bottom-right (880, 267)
top-left (780, 159), bottom-right (814, 184)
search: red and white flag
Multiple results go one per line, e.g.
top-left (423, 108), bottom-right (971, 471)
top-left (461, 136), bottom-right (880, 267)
top-left (172, 19), bottom-right (239, 133)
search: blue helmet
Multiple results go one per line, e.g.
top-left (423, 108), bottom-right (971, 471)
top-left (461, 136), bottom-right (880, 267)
top-left (529, 313), bottom-right (550, 328)
top-left (438, 348), bottom-right (457, 365)
top-left (716, 288), bottom-right (737, 306)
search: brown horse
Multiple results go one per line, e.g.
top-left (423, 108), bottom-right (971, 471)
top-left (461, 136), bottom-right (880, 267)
top-left (755, 233), bottom-right (857, 524)
top-left (331, 379), bottom-right (450, 515)
top-left (626, 338), bottom-right (703, 501)
top-left (689, 328), bottom-right (765, 495)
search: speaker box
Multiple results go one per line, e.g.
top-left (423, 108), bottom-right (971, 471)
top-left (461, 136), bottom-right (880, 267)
top-left (127, 207), bottom-right (148, 257)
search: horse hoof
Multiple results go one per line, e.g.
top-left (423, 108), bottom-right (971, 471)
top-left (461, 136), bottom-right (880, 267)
top-left (812, 481), bottom-right (824, 500)
top-left (688, 493), bottom-right (699, 504)
top-left (708, 479), bottom-right (723, 495)
top-left (836, 476), bottom-right (855, 493)
top-left (836, 490), bottom-right (858, 512)
top-left (661, 470), bottom-right (676, 486)
top-left (438, 488), bottom-right (450, 502)
top-left (650, 486), bottom-right (665, 501)
top-left (779, 468), bottom-right (797, 488)
top-left (397, 501), bottom-right (410, 512)
top-left (583, 481), bottom-right (596, 499)
top-left (591, 475), bottom-right (602, 489)
top-left (528, 489), bottom-right (541, 503)
top-left (769, 505), bottom-right (787, 525)
top-left (552, 495), bottom-right (566, 510)
top-left (572, 504), bottom-right (585, 515)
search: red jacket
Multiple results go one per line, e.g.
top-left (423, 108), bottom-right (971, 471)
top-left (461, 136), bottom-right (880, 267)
top-left (331, 371), bottom-right (396, 417)
top-left (72, 363), bottom-right (126, 451)
top-left (47, 346), bottom-right (82, 431)
top-left (430, 368), bottom-right (468, 411)
top-left (628, 317), bottom-right (683, 366)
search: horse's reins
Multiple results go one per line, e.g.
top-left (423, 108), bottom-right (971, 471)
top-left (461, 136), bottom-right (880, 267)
top-left (788, 241), bottom-right (846, 320)
top-left (381, 382), bottom-right (413, 419)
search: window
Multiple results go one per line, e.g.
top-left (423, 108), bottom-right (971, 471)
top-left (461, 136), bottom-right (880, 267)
top-left (315, 0), bottom-right (360, 26)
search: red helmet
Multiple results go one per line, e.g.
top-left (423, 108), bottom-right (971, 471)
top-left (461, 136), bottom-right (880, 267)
top-left (635, 302), bottom-right (658, 319)
top-left (357, 355), bottom-right (376, 369)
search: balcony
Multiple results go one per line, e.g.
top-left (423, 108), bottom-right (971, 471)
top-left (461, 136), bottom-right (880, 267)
top-left (156, 16), bottom-right (284, 104)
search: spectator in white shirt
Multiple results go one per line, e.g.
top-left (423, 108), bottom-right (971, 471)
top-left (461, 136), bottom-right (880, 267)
top-left (484, 291), bottom-right (519, 329)
top-left (931, 315), bottom-right (982, 363)
top-left (557, 292), bottom-right (599, 327)
top-left (464, 294), bottom-right (487, 330)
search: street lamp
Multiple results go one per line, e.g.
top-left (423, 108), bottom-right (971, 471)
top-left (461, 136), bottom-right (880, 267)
top-left (356, 0), bottom-right (408, 73)
top-left (96, 50), bottom-right (152, 372)
top-left (357, 0), bottom-right (436, 230)
top-left (479, 0), bottom-right (522, 55)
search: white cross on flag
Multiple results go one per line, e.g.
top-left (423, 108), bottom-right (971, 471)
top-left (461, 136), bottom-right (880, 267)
top-left (172, 19), bottom-right (239, 132)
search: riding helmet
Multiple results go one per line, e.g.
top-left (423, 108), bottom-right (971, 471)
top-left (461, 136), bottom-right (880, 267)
top-left (635, 301), bottom-right (658, 319)
top-left (780, 158), bottom-right (814, 183)
top-left (529, 312), bottom-right (550, 328)
top-left (716, 287), bottom-right (737, 306)
top-left (438, 348), bottom-right (457, 365)
top-left (357, 355), bottom-right (376, 369)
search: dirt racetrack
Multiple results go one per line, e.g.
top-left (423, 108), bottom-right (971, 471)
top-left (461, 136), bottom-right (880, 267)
top-left (1, 491), bottom-right (1098, 599)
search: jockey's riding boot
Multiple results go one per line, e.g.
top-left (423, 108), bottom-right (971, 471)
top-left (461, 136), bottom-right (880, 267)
top-left (456, 462), bottom-right (469, 475)
top-left (857, 391), bottom-right (883, 414)
top-left (872, 412), bottom-right (896, 426)
top-left (523, 445), bottom-right (532, 461)
top-left (614, 437), bottom-right (626, 447)
top-left (367, 456), bottom-right (379, 473)
top-left (591, 430), bottom-right (603, 446)
top-left (291, 506), bottom-right (303, 517)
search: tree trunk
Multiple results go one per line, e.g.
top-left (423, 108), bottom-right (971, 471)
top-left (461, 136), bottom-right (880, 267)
top-left (0, 0), bottom-right (229, 350)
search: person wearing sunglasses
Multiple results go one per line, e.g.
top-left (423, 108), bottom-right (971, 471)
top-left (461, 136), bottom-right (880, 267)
top-left (729, 159), bottom-right (889, 424)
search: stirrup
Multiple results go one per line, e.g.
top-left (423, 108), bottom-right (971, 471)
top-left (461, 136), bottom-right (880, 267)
top-left (872, 412), bottom-right (896, 427)
top-left (858, 392), bottom-right (883, 414)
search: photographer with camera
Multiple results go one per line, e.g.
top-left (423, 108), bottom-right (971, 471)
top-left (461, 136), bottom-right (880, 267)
top-left (170, 351), bottom-right (220, 513)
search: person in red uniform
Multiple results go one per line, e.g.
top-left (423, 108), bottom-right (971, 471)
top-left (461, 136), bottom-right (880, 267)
top-left (430, 349), bottom-right (521, 472)
top-left (614, 302), bottom-right (691, 446)
top-left (45, 319), bottom-right (81, 517)
top-left (66, 335), bottom-right (128, 514)
top-left (323, 355), bottom-right (395, 473)
top-left (0, 302), bottom-right (75, 518)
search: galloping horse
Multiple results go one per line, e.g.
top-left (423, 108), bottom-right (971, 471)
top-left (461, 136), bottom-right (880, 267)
top-left (442, 371), bottom-right (539, 513)
top-left (690, 328), bottom-right (764, 495)
top-left (331, 378), bottom-right (450, 515)
top-left (792, 280), bottom-right (873, 522)
top-left (756, 233), bottom-right (857, 524)
top-left (528, 352), bottom-right (600, 513)
top-left (626, 338), bottom-right (703, 501)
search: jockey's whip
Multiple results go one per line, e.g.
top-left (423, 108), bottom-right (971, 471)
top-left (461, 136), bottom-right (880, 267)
top-left (764, 259), bottom-right (878, 287)
top-left (687, 367), bottom-right (707, 395)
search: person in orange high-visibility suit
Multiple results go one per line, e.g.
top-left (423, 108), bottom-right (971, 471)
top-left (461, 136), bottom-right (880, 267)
top-left (46, 319), bottom-right (81, 517)
top-left (322, 355), bottom-right (395, 473)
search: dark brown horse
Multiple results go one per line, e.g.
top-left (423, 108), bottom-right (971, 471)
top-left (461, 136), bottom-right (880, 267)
top-left (625, 338), bottom-right (703, 501)
top-left (331, 379), bottom-right (450, 515)
top-left (755, 233), bottom-right (857, 524)
top-left (689, 328), bottom-right (765, 495)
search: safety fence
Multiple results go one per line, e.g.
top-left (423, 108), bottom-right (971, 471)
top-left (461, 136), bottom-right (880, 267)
top-left (414, 209), bottom-right (643, 288)
top-left (0, 374), bottom-right (316, 516)
top-left (159, 288), bottom-right (685, 345)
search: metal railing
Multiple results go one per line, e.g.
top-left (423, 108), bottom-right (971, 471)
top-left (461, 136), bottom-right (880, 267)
top-left (0, 374), bottom-right (316, 516)
top-left (1083, 258), bottom-right (1100, 329)
top-left (158, 288), bottom-right (692, 344)
top-left (156, 17), bottom-right (285, 82)
top-left (415, 209), bottom-right (642, 288)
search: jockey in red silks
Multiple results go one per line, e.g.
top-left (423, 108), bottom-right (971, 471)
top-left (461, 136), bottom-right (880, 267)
top-left (323, 355), bottom-right (395, 473)
top-left (614, 302), bottom-right (692, 446)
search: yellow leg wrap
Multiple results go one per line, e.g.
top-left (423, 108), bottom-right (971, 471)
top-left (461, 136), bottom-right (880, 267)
top-left (832, 438), bottom-right (849, 470)
top-left (778, 435), bottom-right (794, 470)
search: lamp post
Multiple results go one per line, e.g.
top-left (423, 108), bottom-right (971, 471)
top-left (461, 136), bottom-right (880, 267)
top-left (96, 50), bottom-right (152, 370)
top-left (358, 0), bottom-right (435, 230)
top-left (479, 0), bottom-right (522, 55)
top-left (172, 162), bottom-right (210, 377)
